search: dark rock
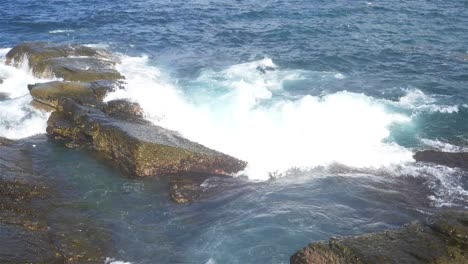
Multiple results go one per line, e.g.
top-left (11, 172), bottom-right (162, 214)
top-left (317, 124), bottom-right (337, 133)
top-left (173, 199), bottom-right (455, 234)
top-left (47, 98), bottom-right (247, 177)
top-left (414, 150), bottom-right (468, 169)
top-left (33, 57), bottom-right (123, 82)
top-left (104, 99), bottom-right (144, 119)
top-left (291, 210), bottom-right (468, 264)
top-left (6, 42), bottom-right (109, 69)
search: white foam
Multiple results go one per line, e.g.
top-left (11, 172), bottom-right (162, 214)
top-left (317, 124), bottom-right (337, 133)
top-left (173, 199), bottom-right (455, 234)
top-left (104, 258), bottom-right (132, 264)
top-left (421, 138), bottom-right (468, 152)
top-left (386, 164), bottom-right (468, 208)
top-left (393, 89), bottom-right (460, 114)
top-left (108, 56), bottom-right (414, 180)
top-left (0, 48), bottom-right (53, 139)
top-left (48, 29), bottom-right (75, 34)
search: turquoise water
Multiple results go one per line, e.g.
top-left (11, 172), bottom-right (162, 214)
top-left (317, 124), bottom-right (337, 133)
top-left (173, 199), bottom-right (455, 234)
top-left (1, 0), bottom-right (468, 263)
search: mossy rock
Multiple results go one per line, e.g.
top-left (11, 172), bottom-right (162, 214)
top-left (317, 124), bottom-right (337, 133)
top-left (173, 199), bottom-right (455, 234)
top-left (29, 80), bottom-right (119, 108)
top-left (291, 210), bottom-right (468, 264)
top-left (47, 98), bottom-right (247, 177)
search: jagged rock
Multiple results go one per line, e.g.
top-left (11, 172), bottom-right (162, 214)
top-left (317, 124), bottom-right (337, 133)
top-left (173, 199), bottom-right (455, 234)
top-left (291, 210), bottom-right (468, 264)
top-left (104, 99), bottom-right (144, 119)
top-left (47, 98), bottom-right (247, 177)
top-left (414, 150), bottom-right (468, 169)
top-left (28, 80), bottom-right (118, 108)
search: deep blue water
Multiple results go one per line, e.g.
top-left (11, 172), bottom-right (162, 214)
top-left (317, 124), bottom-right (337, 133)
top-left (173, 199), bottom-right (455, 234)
top-left (1, 0), bottom-right (468, 263)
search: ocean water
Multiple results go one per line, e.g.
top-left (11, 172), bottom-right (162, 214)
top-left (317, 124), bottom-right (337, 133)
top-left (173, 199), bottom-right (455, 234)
top-left (0, 0), bottom-right (467, 263)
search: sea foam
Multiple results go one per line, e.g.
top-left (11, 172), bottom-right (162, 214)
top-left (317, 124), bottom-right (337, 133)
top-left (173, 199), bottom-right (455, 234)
top-left (108, 56), bottom-right (416, 180)
top-left (0, 48), bottom-right (52, 139)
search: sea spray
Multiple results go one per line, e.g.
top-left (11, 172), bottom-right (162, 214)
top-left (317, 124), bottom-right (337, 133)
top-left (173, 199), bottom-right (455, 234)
top-left (109, 56), bottom-right (416, 180)
top-left (0, 49), bottom-right (52, 139)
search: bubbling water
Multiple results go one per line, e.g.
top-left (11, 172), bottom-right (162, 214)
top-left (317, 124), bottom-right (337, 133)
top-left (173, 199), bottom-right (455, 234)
top-left (108, 56), bottom-right (415, 180)
top-left (0, 48), bottom-right (51, 139)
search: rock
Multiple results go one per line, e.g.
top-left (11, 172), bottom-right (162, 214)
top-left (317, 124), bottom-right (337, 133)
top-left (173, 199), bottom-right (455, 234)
top-left (47, 98), bottom-right (247, 177)
top-left (6, 42), bottom-right (109, 69)
top-left (30, 99), bottom-right (57, 112)
top-left (414, 150), bottom-right (468, 169)
top-left (291, 210), bottom-right (468, 264)
top-left (28, 80), bottom-right (118, 108)
top-left (104, 99), bottom-right (144, 119)
top-left (33, 57), bottom-right (124, 82)
top-left (6, 42), bottom-right (123, 82)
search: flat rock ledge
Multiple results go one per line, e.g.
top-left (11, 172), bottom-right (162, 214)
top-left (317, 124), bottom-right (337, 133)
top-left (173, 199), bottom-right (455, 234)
top-left (291, 210), bottom-right (468, 264)
top-left (6, 42), bottom-right (247, 202)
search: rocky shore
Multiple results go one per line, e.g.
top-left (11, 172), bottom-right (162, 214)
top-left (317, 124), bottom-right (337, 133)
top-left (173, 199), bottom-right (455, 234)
top-left (291, 210), bottom-right (468, 264)
top-left (5, 42), bottom-right (247, 203)
top-left (2, 42), bottom-right (468, 263)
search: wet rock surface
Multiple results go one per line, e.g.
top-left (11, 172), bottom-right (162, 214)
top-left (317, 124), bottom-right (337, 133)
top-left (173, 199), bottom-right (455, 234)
top-left (414, 150), bottom-right (468, 169)
top-left (48, 98), bottom-right (247, 177)
top-left (104, 99), bottom-right (144, 119)
top-left (291, 210), bottom-right (468, 264)
top-left (6, 42), bottom-right (246, 179)
top-left (28, 80), bottom-right (118, 108)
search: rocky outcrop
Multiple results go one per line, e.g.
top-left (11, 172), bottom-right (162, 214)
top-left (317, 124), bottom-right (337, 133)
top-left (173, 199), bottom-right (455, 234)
top-left (28, 80), bottom-right (118, 108)
top-left (414, 150), bottom-right (468, 169)
top-left (104, 99), bottom-right (144, 119)
top-left (291, 210), bottom-right (468, 264)
top-left (47, 98), bottom-right (246, 177)
top-left (6, 42), bottom-right (247, 202)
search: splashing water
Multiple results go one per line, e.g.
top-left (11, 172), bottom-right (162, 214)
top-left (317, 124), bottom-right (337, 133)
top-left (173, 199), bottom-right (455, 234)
top-left (107, 56), bottom-right (416, 180)
top-left (0, 48), bottom-right (52, 139)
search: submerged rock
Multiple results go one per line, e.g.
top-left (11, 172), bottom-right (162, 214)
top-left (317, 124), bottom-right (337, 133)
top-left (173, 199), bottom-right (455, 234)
top-left (169, 174), bottom-right (249, 204)
top-left (291, 210), bottom-right (468, 264)
top-left (47, 98), bottom-right (247, 177)
top-left (0, 137), bottom-right (115, 263)
top-left (414, 150), bottom-right (468, 169)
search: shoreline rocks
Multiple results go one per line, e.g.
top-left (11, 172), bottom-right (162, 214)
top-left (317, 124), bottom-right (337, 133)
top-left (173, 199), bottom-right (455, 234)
top-left (291, 210), bottom-right (468, 264)
top-left (47, 98), bottom-right (246, 177)
top-left (5, 42), bottom-right (247, 203)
